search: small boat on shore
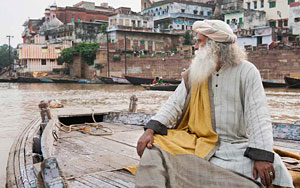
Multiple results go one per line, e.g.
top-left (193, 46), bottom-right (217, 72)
top-left (51, 78), bottom-right (78, 83)
top-left (6, 109), bottom-right (300, 187)
top-left (142, 84), bottom-right (179, 91)
top-left (97, 76), bottom-right (114, 84)
top-left (111, 76), bottom-right (131, 84)
top-left (284, 76), bottom-right (300, 88)
top-left (262, 80), bottom-right (287, 88)
top-left (125, 75), bottom-right (181, 85)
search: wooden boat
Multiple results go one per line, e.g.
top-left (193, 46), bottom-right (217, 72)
top-left (97, 76), bottom-right (114, 84)
top-left (16, 76), bottom-right (43, 83)
top-left (51, 78), bottom-right (78, 83)
top-left (125, 75), bottom-right (181, 85)
top-left (40, 78), bottom-right (54, 83)
top-left (111, 76), bottom-right (131, 84)
top-left (284, 76), bottom-right (300, 88)
top-left (262, 80), bottom-right (286, 88)
top-left (6, 109), bottom-right (300, 187)
top-left (141, 84), bottom-right (179, 91)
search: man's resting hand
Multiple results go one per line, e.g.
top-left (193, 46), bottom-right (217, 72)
top-left (137, 129), bottom-right (154, 157)
top-left (253, 161), bottom-right (275, 187)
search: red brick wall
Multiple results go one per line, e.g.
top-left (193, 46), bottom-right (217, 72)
top-left (247, 49), bottom-right (300, 82)
top-left (100, 49), bottom-right (300, 81)
top-left (56, 8), bottom-right (109, 24)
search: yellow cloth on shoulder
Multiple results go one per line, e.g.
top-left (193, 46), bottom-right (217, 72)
top-left (125, 80), bottom-right (218, 175)
top-left (154, 79), bottom-right (218, 159)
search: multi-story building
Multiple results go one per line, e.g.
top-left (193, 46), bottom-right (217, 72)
top-left (56, 1), bottom-right (113, 24)
top-left (142, 0), bottom-right (214, 31)
top-left (224, 10), bottom-right (273, 49)
top-left (107, 11), bottom-right (182, 52)
top-left (289, 1), bottom-right (300, 35)
top-left (243, 0), bottom-right (294, 28)
top-left (141, 0), bottom-right (213, 11)
top-left (18, 42), bottom-right (71, 72)
top-left (22, 19), bottom-right (44, 44)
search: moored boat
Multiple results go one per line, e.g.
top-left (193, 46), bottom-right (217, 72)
top-left (97, 76), bottom-right (114, 84)
top-left (141, 84), bottom-right (179, 91)
top-left (125, 75), bottom-right (181, 85)
top-left (52, 78), bottom-right (78, 83)
top-left (111, 76), bottom-right (131, 84)
top-left (284, 76), bottom-right (300, 88)
top-left (262, 80), bottom-right (286, 88)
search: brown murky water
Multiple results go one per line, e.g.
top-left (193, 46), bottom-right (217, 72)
top-left (0, 83), bottom-right (299, 186)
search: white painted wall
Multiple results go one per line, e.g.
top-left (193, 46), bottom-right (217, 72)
top-left (244, 0), bottom-right (290, 27)
top-left (237, 37), bottom-right (257, 49)
top-left (289, 3), bottom-right (300, 35)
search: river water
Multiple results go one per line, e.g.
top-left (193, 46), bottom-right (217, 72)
top-left (0, 83), bottom-right (299, 186)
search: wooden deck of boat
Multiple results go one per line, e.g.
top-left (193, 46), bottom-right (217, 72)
top-left (54, 122), bottom-right (143, 188)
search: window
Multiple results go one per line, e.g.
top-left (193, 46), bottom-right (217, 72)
top-left (247, 2), bottom-right (250, 9)
top-left (254, 1), bottom-right (257, 9)
top-left (193, 10), bottom-right (198, 15)
top-left (148, 41), bottom-right (153, 46)
top-left (288, 0), bottom-right (295, 5)
top-left (78, 18), bottom-right (81, 22)
top-left (239, 18), bottom-right (243, 24)
top-left (227, 19), bottom-right (230, 24)
top-left (207, 11), bottom-right (212, 16)
top-left (140, 40), bottom-right (145, 45)
top-left (71, 17), bottom-right (74, 23)
top-left (270, 21), bottom-right (276, 27)
top-left (181, 9), bottom-right (185, 13)
top-left (200, 11), bottom-right (203, 16)
top-left (295, 18), bottom-right (300, 22)
top-left (269, 1), bottom-right (276, 8)
top-left (278, 20), bottom-right (282, 27)
top-left (41, 59), bottom-right (46, 65)
top-left (284, 19), bottom-right (288, 26)
top-left (261, 0), bottom-right (264, 8)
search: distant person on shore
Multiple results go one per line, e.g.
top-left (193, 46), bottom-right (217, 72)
top-left (158, 77), bottom-right (163, 84)
top-left (136, 20), bottom-right (293, 187)
top-left (152, 77), bottom-right (159, 85)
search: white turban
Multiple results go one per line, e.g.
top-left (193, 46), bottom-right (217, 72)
top-left (192, 20), bottom-right (237, 43)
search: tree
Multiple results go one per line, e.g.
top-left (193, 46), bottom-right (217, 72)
top-left (0, 44), bottom-right (17, 68)
top-left (183, 31), bottom-right (192, 45)
top-left (58, 42), bottom-right (99, 66)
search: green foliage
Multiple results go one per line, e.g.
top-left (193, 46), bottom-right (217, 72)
top-left (113, 55), bottom-right (121, 61)
top-left (101, 24), bottom-right (108, 33)
top-left (0, 44), bottom-right (17, 68)
top-left (94, 64), bottom-right (104, 70)
top-left (126, 54), bottom-right (132, 58)
top-left (139, 54), bottom-right (146, 58)
top-left (160, 53), bottom-right (166, 58)
top-left (183, 31), bottom-right (192, 45)
top-left (58, 42), bottom-right (99, 66)
top-left (151, 53), bottom-right (156, 58)
top-left (184, 56), bottom-right (192, 59)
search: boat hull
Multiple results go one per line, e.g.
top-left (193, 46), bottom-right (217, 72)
top-left (284, 76), bottom-right (300, 88)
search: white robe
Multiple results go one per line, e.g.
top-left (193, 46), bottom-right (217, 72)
top-left (151, 61), bottom-right (294, 187)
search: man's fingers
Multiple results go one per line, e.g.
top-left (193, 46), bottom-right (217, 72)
top-left (259, 171), bottom-right (266, 186)
top-left (271, 167), bottom-right (276, 180)
top-left (263, 170), bottom-right (271, 186)
top-left (147, 143), bottom-right (152, 148)
top-left (253, 167), bottom-right (258, 179)
top-left (137, 141), bottom-right (147, 157)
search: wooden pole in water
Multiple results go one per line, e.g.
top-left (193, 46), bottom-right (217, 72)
top-left (106, 32), bottom-right (110, 77)
top-left (124, 33), bottom-right (127, 75)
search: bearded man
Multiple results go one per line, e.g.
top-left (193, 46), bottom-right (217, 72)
top-left (135, 20), bottom-right (293, 188)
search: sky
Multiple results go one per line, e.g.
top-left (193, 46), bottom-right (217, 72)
top-left (0, 0), bottom-right (141, 48)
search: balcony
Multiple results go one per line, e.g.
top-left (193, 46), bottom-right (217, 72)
top-left (107, 25), bottom-right (153, 33)
top-left (153, 12), bottom-right (209, 21)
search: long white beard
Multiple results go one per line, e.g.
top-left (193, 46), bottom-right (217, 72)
top-left (189, 44), bottom-right (218, 86)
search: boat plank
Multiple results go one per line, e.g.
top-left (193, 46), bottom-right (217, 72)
top-left (77, 175), bottom-right (118, 188)
top-left (68, 179), bottom-right (93, 188)
top-left (91, 171), bottom-right (135, 188)
top-left (24, 118), bottom-right (40, 187)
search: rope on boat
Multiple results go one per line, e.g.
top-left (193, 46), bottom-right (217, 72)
top-left (55, 109), bottom-right (113, 136)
